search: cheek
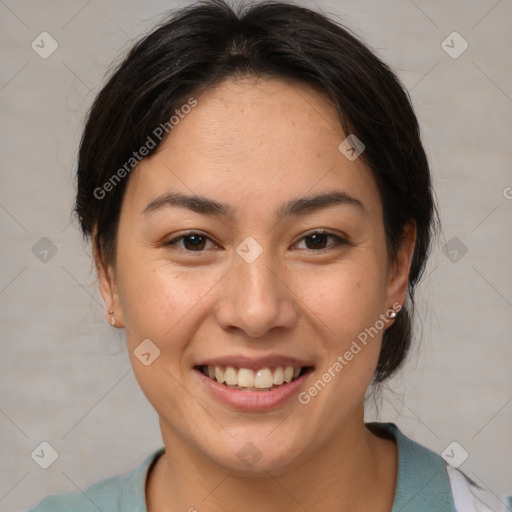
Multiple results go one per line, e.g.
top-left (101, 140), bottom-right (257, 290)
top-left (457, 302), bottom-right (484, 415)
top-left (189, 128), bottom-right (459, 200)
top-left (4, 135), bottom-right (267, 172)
top-left (295, 264), bottom-right (386, 425)
top-left (296, 258), bottom-right (386, 342)
top-left (116, 248), bottom-right (223, 350)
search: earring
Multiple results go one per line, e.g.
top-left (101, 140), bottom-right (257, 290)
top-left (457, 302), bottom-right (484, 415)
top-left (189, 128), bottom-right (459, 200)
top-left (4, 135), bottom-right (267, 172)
top-left (110, 310), bottom-right (116, 327)
top-left (387, 305), bottom-right (400, 319)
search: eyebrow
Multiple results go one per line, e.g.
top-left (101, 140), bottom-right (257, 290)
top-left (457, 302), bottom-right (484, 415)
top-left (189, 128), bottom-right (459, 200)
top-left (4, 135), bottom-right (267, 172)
top-left (142, 191), bottom-right (365, 219)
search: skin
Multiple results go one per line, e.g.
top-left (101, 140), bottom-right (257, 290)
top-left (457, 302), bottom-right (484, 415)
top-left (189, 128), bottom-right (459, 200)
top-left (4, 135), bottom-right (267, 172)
top-left (96, 77), bottom-right (416, 511)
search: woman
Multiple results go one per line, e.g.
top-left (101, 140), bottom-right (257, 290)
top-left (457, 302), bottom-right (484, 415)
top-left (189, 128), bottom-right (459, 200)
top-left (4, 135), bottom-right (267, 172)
top-left (27, 1), bottom-right (508, 510)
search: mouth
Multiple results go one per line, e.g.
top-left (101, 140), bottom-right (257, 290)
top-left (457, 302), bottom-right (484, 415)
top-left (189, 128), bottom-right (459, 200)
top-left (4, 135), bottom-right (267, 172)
top-left (195, 364), bottom-right (312, 391)
top-left (193, 360), bottom-right (314, 410)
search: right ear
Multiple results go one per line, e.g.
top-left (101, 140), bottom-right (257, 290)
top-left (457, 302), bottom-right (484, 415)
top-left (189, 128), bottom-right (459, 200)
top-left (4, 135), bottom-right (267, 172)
top-left (92, 227), bottom-right (124, 328)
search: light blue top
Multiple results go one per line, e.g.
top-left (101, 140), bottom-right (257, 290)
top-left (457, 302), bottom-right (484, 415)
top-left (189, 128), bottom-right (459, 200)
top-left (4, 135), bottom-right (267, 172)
top-left (27, 422), bottom-right (459, 511)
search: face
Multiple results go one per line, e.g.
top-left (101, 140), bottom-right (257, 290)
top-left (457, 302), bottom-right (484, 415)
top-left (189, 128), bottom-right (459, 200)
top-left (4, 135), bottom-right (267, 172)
top-left (98, 77), bottom-right (414, 474)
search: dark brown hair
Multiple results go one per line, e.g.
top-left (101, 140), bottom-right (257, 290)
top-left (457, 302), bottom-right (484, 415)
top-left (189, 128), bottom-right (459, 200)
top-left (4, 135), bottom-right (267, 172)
top-left (75, 0), bottom-right (439, 383)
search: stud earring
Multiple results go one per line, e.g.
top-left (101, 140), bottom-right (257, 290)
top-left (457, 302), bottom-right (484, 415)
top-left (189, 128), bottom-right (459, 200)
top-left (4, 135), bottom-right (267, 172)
top-left (110, 310), bottom-right (116, 327)
top-left (387, 305), bottom-right (400, 319)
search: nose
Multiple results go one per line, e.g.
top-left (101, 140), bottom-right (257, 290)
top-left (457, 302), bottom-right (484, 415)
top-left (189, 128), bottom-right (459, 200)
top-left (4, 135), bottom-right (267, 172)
top-left (214, 248), bottom-right (298, 339)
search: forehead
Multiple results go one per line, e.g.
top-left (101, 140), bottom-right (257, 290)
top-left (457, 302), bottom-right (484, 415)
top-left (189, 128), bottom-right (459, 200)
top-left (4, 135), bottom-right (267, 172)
top-left (173, 77), bottom-right (343, 169)
top-left (123, 77), bottom-right (381, 221)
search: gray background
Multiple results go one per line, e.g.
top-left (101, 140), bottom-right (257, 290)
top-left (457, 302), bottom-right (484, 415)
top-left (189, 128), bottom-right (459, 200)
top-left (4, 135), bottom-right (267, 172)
top-left (1, 0), bottom-right (511, 510)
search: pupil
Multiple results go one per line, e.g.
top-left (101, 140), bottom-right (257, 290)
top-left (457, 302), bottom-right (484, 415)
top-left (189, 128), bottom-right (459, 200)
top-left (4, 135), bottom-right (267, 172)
top-left (185, 235), bottom-right (205, 250)
top-left (307, 234), bottom-right (326, 249)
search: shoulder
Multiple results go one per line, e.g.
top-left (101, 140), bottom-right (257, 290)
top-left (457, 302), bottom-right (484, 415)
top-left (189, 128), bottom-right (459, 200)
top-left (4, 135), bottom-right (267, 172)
top-left (26, 448), bottom-right (164, 512)
top-left (26, 472), bottom-right (133, 512)
top-left (367, 422), bottom-right (509, 512)
top-left (446, 465), bottom-right (511, 512)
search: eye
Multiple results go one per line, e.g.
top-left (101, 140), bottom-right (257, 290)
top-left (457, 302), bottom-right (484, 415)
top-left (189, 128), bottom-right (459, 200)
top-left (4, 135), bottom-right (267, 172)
top-left (164, 232), bottom-right (217, 252)
top-left (164, 230), bottom-right (347, 253)
top-left (293, 231), bottom-right (347, 251)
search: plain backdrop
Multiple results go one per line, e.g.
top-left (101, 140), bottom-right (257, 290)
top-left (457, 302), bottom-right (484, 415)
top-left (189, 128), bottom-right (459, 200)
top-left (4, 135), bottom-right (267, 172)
top-left (1, 0), bottom-right (511, 510)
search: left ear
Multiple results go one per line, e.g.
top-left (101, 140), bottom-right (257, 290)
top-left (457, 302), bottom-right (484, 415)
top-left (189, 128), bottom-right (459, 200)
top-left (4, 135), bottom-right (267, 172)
top-left (92, 228), bottom-right (124, 329)
top-left (385, 221), bottom-right (417, 309)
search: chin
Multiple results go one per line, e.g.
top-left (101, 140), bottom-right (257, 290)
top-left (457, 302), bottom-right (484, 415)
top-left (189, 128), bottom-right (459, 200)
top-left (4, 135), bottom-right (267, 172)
top-left (198, 424), bottom-right (309, 476)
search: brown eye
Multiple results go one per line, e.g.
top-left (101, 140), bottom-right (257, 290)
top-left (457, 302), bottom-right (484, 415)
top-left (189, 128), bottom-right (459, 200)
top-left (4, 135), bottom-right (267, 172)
top-left (165, 233), bottom-right (216, 252)
top-left (294, 232), bottom-right (347, 251)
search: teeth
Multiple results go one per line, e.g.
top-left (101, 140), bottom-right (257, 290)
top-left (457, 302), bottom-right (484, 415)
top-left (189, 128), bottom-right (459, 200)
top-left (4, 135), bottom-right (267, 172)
top-left (224, 366), bottom-right (238, 386)
top-left (215, 366), bottom-right (225, 384)
top-left (203, 365), bottom-right (304, 390)
top-left (273, 367), bottom-right (284, 385)
top-left (284, 366), bottom-right (294, 383)
top-left (237, 368), bottom-right (255, 387)
top-left (255, 368), bottom-right (273, 389)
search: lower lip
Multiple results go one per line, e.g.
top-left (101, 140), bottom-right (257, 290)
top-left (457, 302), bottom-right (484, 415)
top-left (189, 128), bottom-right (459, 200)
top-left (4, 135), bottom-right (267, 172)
top-left (194, 368), bottom-right (312, 411)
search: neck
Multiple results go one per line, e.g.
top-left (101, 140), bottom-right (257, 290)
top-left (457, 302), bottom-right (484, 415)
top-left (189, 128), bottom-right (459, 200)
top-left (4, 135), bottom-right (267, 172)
top-left (147, 410), bottom-right (397, 512)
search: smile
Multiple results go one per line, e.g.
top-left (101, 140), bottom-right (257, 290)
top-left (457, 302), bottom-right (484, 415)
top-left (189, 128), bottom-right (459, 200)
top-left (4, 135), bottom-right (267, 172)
top-left (193, 360), bottom-right (314, 410)
top-left (198, 365), bottom-right (307, 391)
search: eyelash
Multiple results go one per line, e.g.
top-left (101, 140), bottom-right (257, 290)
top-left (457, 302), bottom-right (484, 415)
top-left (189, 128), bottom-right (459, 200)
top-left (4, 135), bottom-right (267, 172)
top-left (163, 230), bottom-right (348, 253)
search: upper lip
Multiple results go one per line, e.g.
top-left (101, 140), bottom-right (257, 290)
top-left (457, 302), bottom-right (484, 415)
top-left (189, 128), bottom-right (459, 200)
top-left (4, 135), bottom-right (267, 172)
top-left (194, 355), bottom-right (313, 370)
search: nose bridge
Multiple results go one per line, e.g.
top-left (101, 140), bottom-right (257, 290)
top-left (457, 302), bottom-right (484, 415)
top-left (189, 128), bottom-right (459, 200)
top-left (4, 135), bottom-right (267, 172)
top-left (240, 248), bottom-right (278, 306)
top-left (215, 242), bottom-right (297, 338)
